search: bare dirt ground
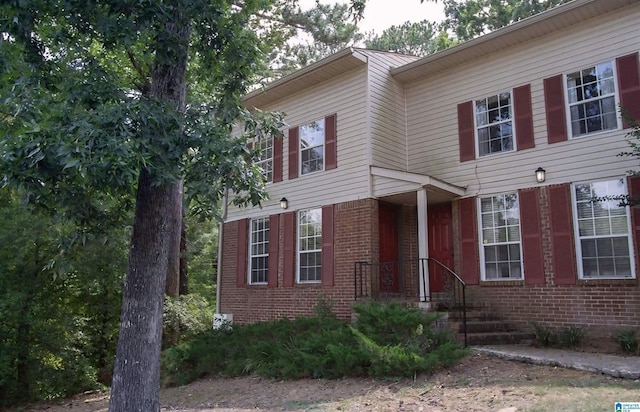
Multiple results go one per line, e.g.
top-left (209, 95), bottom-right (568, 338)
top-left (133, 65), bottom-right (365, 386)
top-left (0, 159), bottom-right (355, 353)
top-left (16, 352), bottom-right (639, 412)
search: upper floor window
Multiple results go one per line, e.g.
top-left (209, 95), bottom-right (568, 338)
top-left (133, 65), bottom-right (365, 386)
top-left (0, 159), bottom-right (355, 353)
top-left (475, 92), bottom-right (514, 156)
top-left (255, 136), bottom-right (273, 183)
top-left (479, 193), bottom-right (522, 280)
top-left (249, 217), bottom-right (269, 284)
top-left (566, 61), bottom-right (618, 137)
top-left (298, 208), bottom-right (322, 282)
top-left (299, 119), bottom-right (325, 175)
top-left (572, 179), bottom-right (634, 279)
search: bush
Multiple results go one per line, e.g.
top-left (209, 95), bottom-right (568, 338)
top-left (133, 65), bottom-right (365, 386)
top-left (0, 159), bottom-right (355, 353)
top-left (163, 294), bottom-right (214, 348)
top-left (616, 330), bottom-right (639, 355)
top-left (558, 326), bottom-right (584, 348)
top-left (161, 301), bottom-right (467, 386)
top-left (531, 322), bottom-right (557, 347)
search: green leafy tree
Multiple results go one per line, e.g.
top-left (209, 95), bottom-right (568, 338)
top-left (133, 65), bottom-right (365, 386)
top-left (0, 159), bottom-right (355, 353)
top-left (1, 0), bottom-right (285, 409)
top-left (365, 20), bottom-right (455, 56)
top-left (441, 0), bottom-right (570, 41)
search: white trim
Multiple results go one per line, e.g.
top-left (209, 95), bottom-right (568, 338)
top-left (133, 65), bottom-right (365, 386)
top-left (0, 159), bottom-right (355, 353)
top-left (417, 189), bottom-right (430, 302)
top-left (299, 118), bottom-right (326, 176)
top-left (570, 177), bottom-right (636, 280)
top-left (564, 58), bottom-right (622, 140)
top-left (297, 208), bottom-right (323, 284)
top-left (370, 166), bottom-right (466, 196)
top-left (248, 216), bottom-right (269, 285)
top-left (477, 192), bottom-right (525, 281)
top-left (473, 89), bottom-right (516, 158)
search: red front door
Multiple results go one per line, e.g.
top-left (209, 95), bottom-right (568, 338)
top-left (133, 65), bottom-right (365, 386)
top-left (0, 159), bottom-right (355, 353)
top-left (378, 202), bottom-right (399, 293)
top-left (428, 203), bottom-right (454, 293)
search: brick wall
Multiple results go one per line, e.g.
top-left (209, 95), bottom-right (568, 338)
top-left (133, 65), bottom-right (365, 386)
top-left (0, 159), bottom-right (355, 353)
top-left (220, 198), bottom-right (377, 323)
top-left (453, 185), bottom-right (640, 336)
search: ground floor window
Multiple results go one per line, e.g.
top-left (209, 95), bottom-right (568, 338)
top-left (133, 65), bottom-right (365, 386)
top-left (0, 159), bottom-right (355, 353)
top-left (298, 208), bottom-right (322, 282)
top-left (249, 217), bottom-right (269, 284)
top-left (479, 193), bottom-right (523, 280)
top-left (573, 179), bottom-right (634, 279)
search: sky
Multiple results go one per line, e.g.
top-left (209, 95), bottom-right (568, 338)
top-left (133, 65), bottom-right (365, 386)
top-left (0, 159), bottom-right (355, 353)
top-left (297, 0), bottom-right (446, 34)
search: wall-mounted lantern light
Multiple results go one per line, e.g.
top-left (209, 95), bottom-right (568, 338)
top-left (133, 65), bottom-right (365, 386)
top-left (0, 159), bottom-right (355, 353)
top-left (280, 197), bottom-right (288, 210)
top-left (535, 167), bottom-right (546, 183)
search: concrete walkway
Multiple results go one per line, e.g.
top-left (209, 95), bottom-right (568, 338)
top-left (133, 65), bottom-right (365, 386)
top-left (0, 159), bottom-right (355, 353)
top-left (472, 345), bottom-right (640, 379)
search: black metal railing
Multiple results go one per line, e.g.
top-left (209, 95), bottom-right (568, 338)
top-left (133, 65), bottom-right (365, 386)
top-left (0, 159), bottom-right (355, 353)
top-left (354, 258), bottom-right (467, 347)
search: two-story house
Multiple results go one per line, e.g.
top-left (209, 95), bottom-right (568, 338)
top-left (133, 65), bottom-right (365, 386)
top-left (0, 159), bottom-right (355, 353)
top-left (218, 0), bottom-right (640, 338)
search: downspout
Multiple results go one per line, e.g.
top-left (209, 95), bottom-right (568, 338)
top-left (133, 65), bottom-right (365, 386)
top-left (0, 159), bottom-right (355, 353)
top-left (215, 186), bottom-right (229, 314)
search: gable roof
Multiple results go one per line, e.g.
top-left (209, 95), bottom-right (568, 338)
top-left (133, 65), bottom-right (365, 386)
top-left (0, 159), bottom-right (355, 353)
top-left (391, 0), bottom-right (639, 83)
top-left (243, 48), bottom-right (369, 110)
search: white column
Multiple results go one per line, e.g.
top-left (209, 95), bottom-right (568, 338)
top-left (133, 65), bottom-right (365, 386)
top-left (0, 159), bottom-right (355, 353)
top-left (417, 188), bottom-right (430, 307)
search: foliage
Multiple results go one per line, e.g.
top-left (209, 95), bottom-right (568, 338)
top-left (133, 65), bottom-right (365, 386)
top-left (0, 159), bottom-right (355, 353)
top-left (365, 20), bottom-right (455, 57)
top-left (616, 330), bottom-right (639, 355)
top-left (441, 0), bottom-right (570, 42)
top-left (531, 322), bottom-right (557, 347)
top-left (0, 187), bottom-right (127, 405)
top-left (532, 323), bottom-right (585, 348)
top-left (161, 301), bottom-right (467, 387)
top-left (163, 294), bottom-right (214, 348)
top-left (557, 326), bottom-right (584, 348)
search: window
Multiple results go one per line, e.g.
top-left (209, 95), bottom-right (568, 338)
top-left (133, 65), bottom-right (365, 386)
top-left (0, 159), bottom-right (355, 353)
top-left (298, 209), bottom-right (322, 282)
top-left (475, 92), bottom-right (514, 156)
top-left (299, 119), bottom-right (324, 175)
top-left (572, 179), bottom-right (634, 279)
top-left (249, 217), bottom-right (269, 284)
top-left (255, 136), bottom-right (273, 183)
top-left (566, 61), bottom-right (618, 137)
top-left (479, 193), bottom-right (522, 280)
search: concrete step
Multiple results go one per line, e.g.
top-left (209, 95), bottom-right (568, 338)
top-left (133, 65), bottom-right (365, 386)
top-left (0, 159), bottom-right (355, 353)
top-left (451, 320), bottom-right (516, 334)
top-left (446, 310), bottom-right (499, 322)
top-left (458, 331), bottom-right (535, 346)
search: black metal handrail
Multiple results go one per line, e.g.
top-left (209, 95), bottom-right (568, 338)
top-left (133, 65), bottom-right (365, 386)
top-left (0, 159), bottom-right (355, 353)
top-left (353, 258), bottom-right (467, 347)
top-left (425, 258), bottom-right (467, 347)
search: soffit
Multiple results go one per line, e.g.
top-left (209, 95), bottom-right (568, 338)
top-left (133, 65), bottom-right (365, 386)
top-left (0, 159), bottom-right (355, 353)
top-left (243, 48), bottom-right (368, 109)
top-left (391, 0), bottom-right (639, 83)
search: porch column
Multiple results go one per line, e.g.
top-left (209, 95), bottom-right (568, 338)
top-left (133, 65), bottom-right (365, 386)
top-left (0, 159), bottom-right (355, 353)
top-left (417, 188), bottom-right (430, 306)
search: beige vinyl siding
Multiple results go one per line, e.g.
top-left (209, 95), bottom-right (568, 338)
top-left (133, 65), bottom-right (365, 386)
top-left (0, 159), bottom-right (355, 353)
top-left (404, 5), bottom-right (640, 196)
top-left (372, 175), bottom-right (421, 198)
top-left (364, 51), bottom-right (417, 171)
top-left (227, 65), bottom-right (370, 221)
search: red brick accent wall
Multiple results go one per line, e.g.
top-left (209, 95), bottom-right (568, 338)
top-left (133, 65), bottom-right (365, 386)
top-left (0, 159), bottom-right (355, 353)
top-left (220, 199), bottom-right (377, 324)
top-left (452, 186), bottom-right (640, 335)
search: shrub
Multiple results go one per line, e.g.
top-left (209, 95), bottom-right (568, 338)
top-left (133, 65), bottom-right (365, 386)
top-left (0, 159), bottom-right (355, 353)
top-left (531, 322), bottom-right (557, 347)
top-left (557, 326), bottom-right (584, 348)
top-left (161, 301), bottom-right (468, 386)
top-left (616, 330), bottom-right (639, 355)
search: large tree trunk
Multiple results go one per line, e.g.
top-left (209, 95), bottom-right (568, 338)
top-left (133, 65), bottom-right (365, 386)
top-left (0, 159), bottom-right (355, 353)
top-left (108, 3), bottom-right (189, 410)
top-left (165, 180), bottom-right (184, 297)
top-left (108, 171), bottom-right (179, 411)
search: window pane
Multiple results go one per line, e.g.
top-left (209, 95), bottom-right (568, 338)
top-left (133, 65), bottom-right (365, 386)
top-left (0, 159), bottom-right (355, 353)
top-left (480, 193), bottom-right (521, 280)
top-left (574, 180), bottom-right (633, 278)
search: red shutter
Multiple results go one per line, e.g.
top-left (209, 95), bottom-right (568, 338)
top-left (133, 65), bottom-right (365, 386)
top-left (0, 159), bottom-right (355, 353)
top-left (628, 176), bottom-right (640, 278)
top-left (544, 75), bottom-right (568, 143)
top-left (458, 197), bottom-right (479, 284)
top-left (548, 184), bottom-right (577, 285)
top-left (236, 219), bottom-right (248, 288)
top-left (514, 84), bottom-right (535, 151)
top-left (616, 52), bottom-right (640, 128)
top-left (321, 205), bottom-right (334, 286)
top-left (288, 127), bottom-right (299, 180)
top-left (325, 114), bottom-right (337, 170)
top-left (282, 211), bottom-right (295, 287)
top-left (268, 214), bottom-right (280, 288)
top-left (457, 101), bottom-right (475, 162)
top-left (519, 188), bottom-right (545, 285)
top-left (273, 137), bottom-right (283, 183)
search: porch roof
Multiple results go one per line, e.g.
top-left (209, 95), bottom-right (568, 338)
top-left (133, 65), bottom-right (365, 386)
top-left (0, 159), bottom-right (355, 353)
top-left (370, 166), bottom-right (466, 205)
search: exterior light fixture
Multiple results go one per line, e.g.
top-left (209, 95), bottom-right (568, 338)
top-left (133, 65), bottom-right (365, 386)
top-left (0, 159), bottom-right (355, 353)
top-left (280, 197), bottom-right (288, 210)
top-left (535, 167), bottom-right (546, 183)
